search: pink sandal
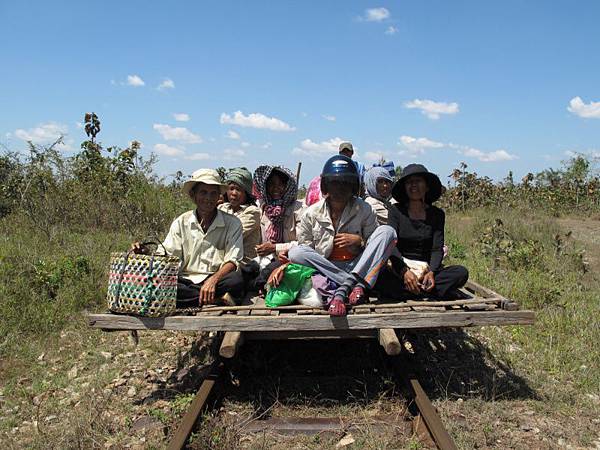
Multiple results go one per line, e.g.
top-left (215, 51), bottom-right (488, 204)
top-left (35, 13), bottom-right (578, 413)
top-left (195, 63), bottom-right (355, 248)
top-left (328, 298), bottom-right (347, 316)
top-left (348, 286), bottom-right (366, 306)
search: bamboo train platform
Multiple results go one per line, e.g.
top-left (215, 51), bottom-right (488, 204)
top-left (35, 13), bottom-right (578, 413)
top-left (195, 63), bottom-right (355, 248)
top-left (89, 280), bottom-right (535, 336)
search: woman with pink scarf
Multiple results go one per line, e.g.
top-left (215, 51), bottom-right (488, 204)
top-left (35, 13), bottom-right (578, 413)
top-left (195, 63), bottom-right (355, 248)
top-left (251, 165), bottom-right (304, 291)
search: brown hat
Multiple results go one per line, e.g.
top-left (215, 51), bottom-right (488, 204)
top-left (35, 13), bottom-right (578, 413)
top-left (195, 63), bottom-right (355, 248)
top-left (338, 142), bottom-right (354, 153)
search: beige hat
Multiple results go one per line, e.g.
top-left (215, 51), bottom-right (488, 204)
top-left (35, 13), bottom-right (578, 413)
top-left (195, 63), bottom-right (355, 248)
top-left (339, 142), bottom-right (354, 153)
top-left (182, 168), bottom-right (226, 197)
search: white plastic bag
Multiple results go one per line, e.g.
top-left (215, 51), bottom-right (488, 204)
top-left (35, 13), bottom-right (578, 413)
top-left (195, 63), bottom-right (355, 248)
top-left (296, 278), bottom-right (323, 307)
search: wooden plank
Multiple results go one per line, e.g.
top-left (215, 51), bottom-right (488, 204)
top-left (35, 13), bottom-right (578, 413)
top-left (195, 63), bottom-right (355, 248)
top-left (464, 280), bottom-right (502, 299)
top-left (378, 329), bottom-right (402, 355)
top-left (89, 310), bottom-right (535, 332)
top-left (245, 330), bottom-right (377, 340)
top-left (219, 331), bottom-right (243, 358)
top-left (167, 361), bottom-right (223, 450)
top-left (250, 297), bottom-right (273, 316)
top-left (193, 295), bottom-right (503, 313)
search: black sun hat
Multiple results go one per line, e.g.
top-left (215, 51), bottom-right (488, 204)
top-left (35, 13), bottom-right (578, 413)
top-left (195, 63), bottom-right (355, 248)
top-left (391, 164), bottom-right (443, 204)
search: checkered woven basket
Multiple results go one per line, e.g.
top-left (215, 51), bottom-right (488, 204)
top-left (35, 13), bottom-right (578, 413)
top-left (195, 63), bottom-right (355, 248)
top-left (107, 245), bottom-right (180, 317)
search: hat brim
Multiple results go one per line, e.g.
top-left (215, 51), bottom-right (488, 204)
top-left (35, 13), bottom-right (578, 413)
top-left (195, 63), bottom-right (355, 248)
top-left (391, 171), bottom-right (442, 204)
top-left (183, 180), bottom-right (227, 198)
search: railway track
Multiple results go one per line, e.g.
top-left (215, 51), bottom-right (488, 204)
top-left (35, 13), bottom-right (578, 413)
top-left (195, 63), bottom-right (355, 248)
top-left (166, 331), bottom-right (458, 450)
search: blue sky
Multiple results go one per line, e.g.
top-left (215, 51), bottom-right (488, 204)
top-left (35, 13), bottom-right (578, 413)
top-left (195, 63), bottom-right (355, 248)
top-left (1, 1), bottom-right (599, 186)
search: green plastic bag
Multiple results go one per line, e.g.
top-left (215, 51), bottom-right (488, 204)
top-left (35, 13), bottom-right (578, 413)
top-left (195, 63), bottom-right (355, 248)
top-left (265, 263), bottom-right (316, 307)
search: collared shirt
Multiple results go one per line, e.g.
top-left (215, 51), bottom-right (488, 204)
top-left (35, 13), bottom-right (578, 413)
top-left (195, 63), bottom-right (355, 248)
top-left (297, 197), bottom-right (378, 258)
top-left (365, 196), bottom-right (397, 225)
top-left (260, 200), bottom-right (304, 254)
top-left (218, 202), bottom-right (261, 260)
top-left (162, 209), bottom-right (243, 284)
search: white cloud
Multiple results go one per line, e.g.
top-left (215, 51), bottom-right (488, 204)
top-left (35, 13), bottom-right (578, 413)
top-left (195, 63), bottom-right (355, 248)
top-left (292, 137), bottom-right (347, 157)
top-left (224, 148), bottom-right (246, 160)
top-left (153, 123), bottom-right (202, 144)
top-left (14, 122), bottom-right (72, 151)
top-left (565, 149), bottom-right (600, 159)
top-left (158, 78), bottom-right (175, 90)
top-left (385, 26), bottom-right (398, 35)
top-left (126, 75), bottom-right (145, 87)
top-left (220, 111), bottom-right (295, 131)
top-left (172, 113), bottom-right (190, 122)
top-left (184, 153), bottom-right (211, 161)
top-left (322, 115), bottom-right (336, 122)
top-left (262, 142), bottom-right (272, 149)
top-left (365, 151), bottom-right (385, 162)
top-left (398, 135), bottom-right (445, 155)
top-left (154, 143), bottom-right (184, 156)
top-left (567, 96), bottom-right (600, 119)
top-left (399, 136), bottom-right (517, 162)
top-left (227, 130), bottom-right (240, 140)
top-left (459, 147), bottom-right (517, 162)
top-left (363, 7), bottom-right (390, 22)
top-left (404, 99), bottom-right (460, 120)
top-left (241, 142), bottom-right (250, 148)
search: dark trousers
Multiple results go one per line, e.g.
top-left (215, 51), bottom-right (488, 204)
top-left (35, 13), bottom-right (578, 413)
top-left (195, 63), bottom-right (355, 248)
top-left (375, 265), bottom-right (469, 300)
top-left (249, 259), bottom-right (282, 293)
top-left (176, 272), bottom-right (244, 307)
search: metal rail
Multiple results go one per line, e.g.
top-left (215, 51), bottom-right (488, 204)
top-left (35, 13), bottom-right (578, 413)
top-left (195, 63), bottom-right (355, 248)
top-left (166, 332), bottom-right (458, 449)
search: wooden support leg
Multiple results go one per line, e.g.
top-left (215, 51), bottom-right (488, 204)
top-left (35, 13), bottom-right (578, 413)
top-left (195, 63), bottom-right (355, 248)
top-left (219, 331), bottom-right (244, 358)
top-left (378, 328), bottom-right (402, 355)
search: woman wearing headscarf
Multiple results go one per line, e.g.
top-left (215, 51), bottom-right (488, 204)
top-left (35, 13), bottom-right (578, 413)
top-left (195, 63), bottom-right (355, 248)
top-left (364, 166), bottom-right (394, 225)
top-left (218, 167), bottom-right (261, 260)
top-left (252, 165), bottom-right (304, 290)
top-left (377, 164), bottom-right (468, 299)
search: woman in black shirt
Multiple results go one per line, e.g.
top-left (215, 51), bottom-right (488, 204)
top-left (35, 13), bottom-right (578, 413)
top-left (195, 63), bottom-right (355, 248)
top-left (378, 164), bottom-right (468, 299)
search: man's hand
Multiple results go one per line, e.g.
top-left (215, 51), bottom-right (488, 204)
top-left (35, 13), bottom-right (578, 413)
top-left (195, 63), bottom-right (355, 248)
top-left (130, 241), bottom-right (149, 255)
top-left (403, 269), bottom-right (421, 295)
top-left (421, 271), bottom-right (435, 292)
top-left (333, 233), bottom-right (362, 249)
top-left (256, 242), bottom-right (276, 257)
top-left (199, 275), bottom-right (219, 305)
top-left (278, 249), bottom-right (290, 264)
top-left (420, 271), bottom-right (435, 292)
top-left (267, 263), bottom-right (289, 288)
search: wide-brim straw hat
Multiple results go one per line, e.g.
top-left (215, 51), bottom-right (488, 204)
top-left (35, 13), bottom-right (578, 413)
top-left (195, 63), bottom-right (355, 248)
top-left (182, 168), bottom-right (227, 197)
top-left (391, 163), bottom-right (443, 204)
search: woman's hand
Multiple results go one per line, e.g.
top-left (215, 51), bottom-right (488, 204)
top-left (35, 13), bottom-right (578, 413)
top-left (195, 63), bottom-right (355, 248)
top-left (130, 241), bottom-right (148, 254)
top-left (333, 233), bottom-right (362, 249)
top-left (421, 271), bottom-right (435, 293)
top-left (256, 242), bottom-right (276, 257)
top-left (267, 263), bottom-right (290, 288)
top-left (199, 275), bottom-right (219, 305)
top-left (403, 269), bottom-right (421, 294)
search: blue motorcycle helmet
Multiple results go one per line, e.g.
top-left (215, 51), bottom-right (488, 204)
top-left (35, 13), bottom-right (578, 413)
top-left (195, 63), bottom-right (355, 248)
top-left (320, 154), bottom-right (360, 196)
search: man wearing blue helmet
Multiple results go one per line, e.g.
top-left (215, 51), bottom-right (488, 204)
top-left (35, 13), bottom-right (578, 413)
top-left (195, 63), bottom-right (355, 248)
top-left (282, 154), bottom-right (397, 316)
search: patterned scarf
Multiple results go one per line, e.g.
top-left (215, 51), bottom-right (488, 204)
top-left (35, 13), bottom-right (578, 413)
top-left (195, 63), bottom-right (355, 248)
top-left (364, 166), bottom-right (393, 201)
top-left (254, 165), bottom-right (298, 243)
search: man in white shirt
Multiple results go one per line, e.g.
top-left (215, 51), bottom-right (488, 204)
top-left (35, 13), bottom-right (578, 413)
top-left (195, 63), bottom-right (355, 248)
top-left (133, 169), bottom-right (244, 306)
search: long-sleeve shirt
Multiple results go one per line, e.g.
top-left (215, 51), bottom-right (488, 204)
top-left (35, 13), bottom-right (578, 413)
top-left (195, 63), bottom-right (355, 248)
top-left (259, 200), bottom-right (304, 255)
top-left (162, 209), bottom-right (243, 283)
top-left (218, 203), bottom-right (261, 260)
top-left (297, 197), bottom-right (378, 258)
top-left (388, 204), bottom-right (445, 272)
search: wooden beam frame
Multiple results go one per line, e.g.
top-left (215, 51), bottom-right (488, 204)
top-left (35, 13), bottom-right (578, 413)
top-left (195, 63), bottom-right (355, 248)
top-left (89, 310), bottom-right (534, 332)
